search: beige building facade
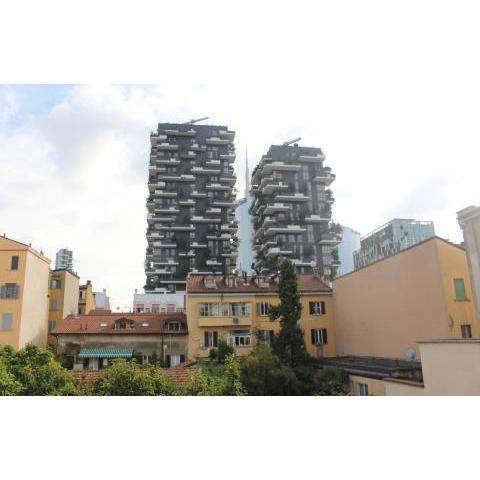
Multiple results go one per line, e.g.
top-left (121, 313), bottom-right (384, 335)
top-left (186, 274), bottom-right (335, 361)
top-left (457, 205), bottom-right (480, 330)
top-left (0, 236), bottom-right (51, 349)
top-left (332, 237), bottom-right (477, 360)
top-left (78, 280), bottom-right (95, 315)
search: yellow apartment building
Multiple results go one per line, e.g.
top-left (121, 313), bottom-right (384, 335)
top-left (78, 280), bottom-right (95, 315)
top-left (333, 237), bottom-right (477, 361)
top-left (47, 268), bottom-right (80, 345)
top-left (186, 273), bottom-right (335, 360)
top-left (0, 235), bottom-right (51, 349)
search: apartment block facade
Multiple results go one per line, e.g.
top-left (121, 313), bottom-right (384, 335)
top-left (146, 122), bottom-right (238, 293)
top-left (333, 237), bottom-right (477, 360)
top-left (186, 273), bottom-right (335, 360)
top-left (0, 236), bottom-right (51, 349)
top-left (48, 268), bottom-right (80, 343)
top-left (353, 218), bottom-right (435, 270)
top-left (250, 143), bottom-right (341, 278)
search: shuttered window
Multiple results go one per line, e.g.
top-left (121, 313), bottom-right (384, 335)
top-left (311, 328), bottom-right (328, 345)
top-left (0, 284), bottom-right (20, 299)
top-left (1, 313), bottom-right (13, 331)
top-left (309, 301), bottom-right (326, 315)
top-left (454, 279), bottom-right (467, 301)
top-left (461, 324), bottom-right (472, 338)
top-left (11, 256), bottom-right (19, 270)
top-left (204, 331), bottom-right (218, 348)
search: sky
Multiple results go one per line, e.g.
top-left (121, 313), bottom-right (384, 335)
top-left (1, 2), bottom-right (479, 310)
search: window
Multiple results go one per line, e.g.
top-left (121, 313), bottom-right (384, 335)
top-left (114, 319), bottom-right (135, 330)
top-left (135, 304), bottom-right (144, 313)
top-left (199, 303), bottom-right (229, 317)
top-left (461, 324), bottom-right (472, 339)
top-left (151, 304), bottom-right (160, 313)
top-left (228, 331), bottom-right (252, 347)
top-left (1, 313), bottom-right (13, 331)
top-left (48, 320), bottom-right (57, 333)
top-left (167, 321), bottom-right (181, 331)
top-left (311, 328), bottom-right (328, 345)
top-left (141, 355), bottom-right (151, 366)
top-left (454, 279), bottom-right (467, 301)
top-left (166, 304), bottom-right (175, 313)
top-left (0, 284), bottom-right (20, 299)
top-left (309, 301), bottom-right (326, 315)
top-left (83, 358), bottom-right (90, 369)
top-left (358, 383), bottom-right (369, 396)
top-left (49, 299), bottom-right (58, 311)
top-left (258, 329), bottom-right (274, 346)
top-left (11, 256), bottom-right (19, 270)
top-left (51, 279), bottom-right (62, 289)
top-left (79, 290), bottom-right (86, 300)
top-left (231, 303), bottom-right (250, 316)
top-left (256, 303), bottom-right (271, 316)
top-left (204, 331), bottom-right (218, 348)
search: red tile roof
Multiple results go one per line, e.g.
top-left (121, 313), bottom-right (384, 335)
top-left (73, 361), bottom-right (199, 388)
top-left (52, 312), bottom-right (187, 335)
top-left (187, 273), bottom-right (332, 294)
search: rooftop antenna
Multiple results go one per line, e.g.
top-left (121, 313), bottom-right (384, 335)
top-left (283, 137), bottom-right (302, 146)
top-left (184, 116), bottom-right (209, 125)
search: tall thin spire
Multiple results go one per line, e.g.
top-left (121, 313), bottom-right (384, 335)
top-left (245, 148), bottom-right (250, 198)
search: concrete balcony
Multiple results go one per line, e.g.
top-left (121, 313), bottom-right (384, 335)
top-left (319, 235), bottom-right (341, 245)
top-left (157, 260), bottom-right (179, 266)
top-left (155, 207), bottom-right (180, 214)
top-left (152, 242), bottom-right (176, 248)
top-left (212, 201), bottom-right (235, 207)
top-left (179, 250), bottom-right (196, 257)
top-left (206, 259), bottom-right (223, 266)
top-left (151, 216), bottom-right (177, 223)
top-left (191, 191), bottom-right (208, 198)
top-left (263, 216), bottom-right (276, 226)
top-left (146, 231), bottom-right (162, 239)
top-left (206, 137), bottom-right (231, 145)
top-left (305, 215), bottom-right (330, 223)
top-left (258, 178), bottom-right (289, 195)
top-left (221, 223), bottom-right (237, 232)
top-left (298, 153), bottom-right (325, 163)
top-left (206, 207), bottom-right (222, 215)
top-left (154, 190), bottom-right (177, 198)
top-left (264, 225), bottom-right (306, 237)
top-left (178, 199), bottom-right (195, 206)
top-left (191, 242), bottom-right (208, 249)
top-left (219, 153), bottom-right (235, 162)
top-left (157, 159), bottom-right (180, 166)
top-left (192, 216), bottom-right (221, 223)
top-left (158, 174), bottom-right (196, 182)
top-left (191, 144), bottom-right (207, 151)
top-left (292, 259), bottom-right (316, 267)
top-left (264, 203), bottom-right (290, 214)
top-left (159, 225), bottom-right (195, 231)
top-left (218, 130), bottom-right (235, 141)
top-left (180, 151), bottom-right (196, 159)
top-left (267, 247), bottom-right (294, 257)
top-left (191, 167), bottom-right (221, 175)
top-left (157, 143), bottom-right (178, 151)
top-left (206, 183), bottom-right (231, 191)
top-left (313, 173), bottom-right (336, 186)
top-left (260, 162), bottom-right (301, 176)
top-left (275, 193), bottom-right (310, 202)
top-left (220, 176), bottom-right (236, 185)
top-left (150, 133), bottom-right (167, 146)
top-left (163, 128), bottom-right (196, 137)
top-left (205, 159), bottom-right (221, 166)
top-left (153, 268), bottom-right (175, 275)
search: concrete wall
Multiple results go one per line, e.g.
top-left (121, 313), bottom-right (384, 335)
top-left (333, 239), bottom-right (474, 359)
top-left (384, 379), bottom-right (425, 396)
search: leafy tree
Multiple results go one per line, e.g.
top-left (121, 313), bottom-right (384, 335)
top-left (240, 344), bottom-right (301, 395)
top-left (0, 345), bottom-right (78, 396)
top-left (312, 367), bottom-right (348, 396)
top-left (270, 259), bottom-right (309, 367)
top-left (208, 340), bottom-right (234, 364)
top-left (89, 359), bottom-right (155, 396)
top-left (222, 354), bottom-right (246, 396)
top-left (0, 357), bottom-right (19, 396)
top-left (181, 370), bottom-right (226, 396)
top-left (148, 364), bottom-right (176, 395)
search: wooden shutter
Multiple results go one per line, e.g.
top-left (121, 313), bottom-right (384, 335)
top-left (320, 301), bottom-right (326, 314)
top-left (213, 331), bottom-right (218, 347)
top-left (204, 331), bottom-right (209, 347)
top-left (180, 354), bottom-right (185, 363)
top-left (166, 355), bottom-right (171, 368)
top-left (0, 285), bottom-right (5, 299)
top-left (322, 328), bottom-right (328, 345)
top-left (309, 302), bottom-right (314, 314)
top-left (311, 329), bottom-right (316, 345)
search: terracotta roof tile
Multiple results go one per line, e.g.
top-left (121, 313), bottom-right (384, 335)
top-left (186, 273), bottom-right (332, 294)
top-left (52, 312), bottom-right (187, 335)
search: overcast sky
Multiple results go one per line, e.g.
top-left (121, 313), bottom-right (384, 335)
top-left (1, 2), bottom-right (478, 310)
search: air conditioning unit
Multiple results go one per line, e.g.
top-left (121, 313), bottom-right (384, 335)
top-left (232, 317), bottom-right (239, 325)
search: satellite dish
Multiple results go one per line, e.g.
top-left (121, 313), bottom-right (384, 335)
top-left (405, 347), bottom-right (416, 362)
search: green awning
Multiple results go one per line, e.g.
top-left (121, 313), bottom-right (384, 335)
top-left (78, 348), bottom-right (133, 359)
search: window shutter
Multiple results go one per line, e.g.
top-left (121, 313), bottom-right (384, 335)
top-left (256, 303), bottom-right (260, 315)
top-left (322, 328), bottom-right (328, 345)
top-left (0, 285), bottom-right (5, 299)
top-left (269, 330), bottom-right (274, 342)
top-left (213, 331), bottom-right (218, 347)
top-left (204, 331), bottom-right (209, 347)
top-left (180, 354), bottom-right (185, 363)
top-left (321, 301), bottom-right (326, 315)
top-left (166, 355), bottom-right (171, 368)
top-left (309, 302), bottom-right (314, 315)
top-left (311, 329), bottom-right (316, 345)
